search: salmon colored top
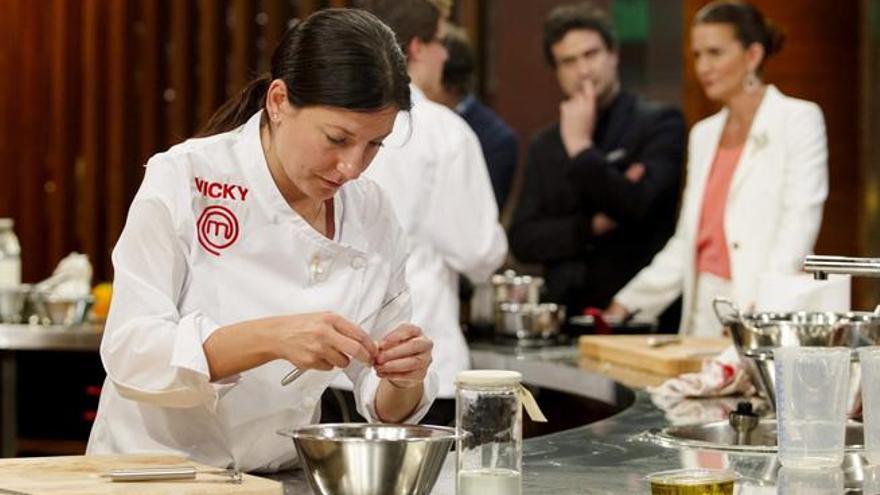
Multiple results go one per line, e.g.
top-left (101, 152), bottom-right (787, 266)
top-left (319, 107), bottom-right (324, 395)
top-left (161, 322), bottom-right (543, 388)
top-left (696, 144), bottom-right (744, 280)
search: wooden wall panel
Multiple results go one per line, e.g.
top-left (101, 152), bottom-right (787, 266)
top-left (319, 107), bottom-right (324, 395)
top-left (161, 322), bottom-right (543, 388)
top-left (79, 0), bottom-right (106, 281)
top-left (17, 1), bottom-right (52, 283)
top-left (0, 1), bottom-right (22, 232)
top-left (137, 0), bottom-right (162, 169)
top-left (105, 0), bottom-right (132, 278)
top-left (263, 0), bottom-right (294, 64)
top-left (296, 0), bottom-right (320, 18)
top-left (456, 0), bottom-right (481, 44)
top-left (47, 0), bottom-right (79, 270)
top-left (0, 0), bottom-right (306, 284)
top-left (167, 1), bottom-right (195, 145)
top-left (230, 0), bottom-right (257, 95)
top-left (198, 0), bottom-right (227, 128)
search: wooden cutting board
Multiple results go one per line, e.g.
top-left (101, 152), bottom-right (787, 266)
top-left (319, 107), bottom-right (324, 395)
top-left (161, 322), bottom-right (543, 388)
top-left (0, 454), bottom-right (282, 495)
top-left (579, 335), bottom-right (731, 376)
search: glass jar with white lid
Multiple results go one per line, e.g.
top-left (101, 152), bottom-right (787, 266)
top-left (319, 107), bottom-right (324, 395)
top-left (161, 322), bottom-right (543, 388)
top-left (455, 369), bottom-right (526, 495)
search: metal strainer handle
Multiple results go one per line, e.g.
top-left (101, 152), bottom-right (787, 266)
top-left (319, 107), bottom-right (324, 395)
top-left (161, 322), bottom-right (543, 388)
top-left (713, 297), bottom-right (745, 326)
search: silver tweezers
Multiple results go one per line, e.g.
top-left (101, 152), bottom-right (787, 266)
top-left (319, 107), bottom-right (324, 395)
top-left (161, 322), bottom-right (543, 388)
top-left (280, 289), bottom-right (407, 386)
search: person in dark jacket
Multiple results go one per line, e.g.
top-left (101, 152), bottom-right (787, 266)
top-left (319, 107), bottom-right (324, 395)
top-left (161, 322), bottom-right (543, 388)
top-left (509, 2), bottom-right (686, 326)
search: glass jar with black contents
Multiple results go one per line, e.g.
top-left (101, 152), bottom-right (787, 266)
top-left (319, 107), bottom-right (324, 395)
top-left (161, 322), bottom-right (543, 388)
top-left (455, 370), bottom-right (523, 495)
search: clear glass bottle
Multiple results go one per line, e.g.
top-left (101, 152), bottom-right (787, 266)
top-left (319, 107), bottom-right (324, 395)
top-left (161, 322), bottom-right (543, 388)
top-left (456, 370), bottom-right (523, 495)
top-left (0, 218), bottom-right (21, 289)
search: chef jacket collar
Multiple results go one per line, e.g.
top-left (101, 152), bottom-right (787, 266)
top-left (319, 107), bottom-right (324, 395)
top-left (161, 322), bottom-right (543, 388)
top-left (410, 84), bottom-right (427, 105)
top-left (234, 111), bottom-right (367, 254)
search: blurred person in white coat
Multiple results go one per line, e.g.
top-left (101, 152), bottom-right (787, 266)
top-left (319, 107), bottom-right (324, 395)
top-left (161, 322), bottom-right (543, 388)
top-left (86, 10), bottom-right (438, 473)
top-left (347, 0), bottom-right (507, 425)
top-left (606, 1), bottom-right (828, 336)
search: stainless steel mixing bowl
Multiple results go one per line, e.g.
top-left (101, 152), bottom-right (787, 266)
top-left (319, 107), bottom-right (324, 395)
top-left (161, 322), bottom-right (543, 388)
top-left (278, 423), bottom-right (456, 495)
top-left (714, 297), bottom-right (880, 414)
top-left (30, 291), bottom-right (94, 325)
top-left (0, 284), bottom-right (31, 323)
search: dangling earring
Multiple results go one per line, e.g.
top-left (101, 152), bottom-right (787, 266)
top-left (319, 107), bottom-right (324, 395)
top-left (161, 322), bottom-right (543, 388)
top-left (744, 71), bottom-right (760, 93)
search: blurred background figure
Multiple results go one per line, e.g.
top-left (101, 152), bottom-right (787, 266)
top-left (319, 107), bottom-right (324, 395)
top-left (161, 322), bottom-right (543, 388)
top-left (509, 1), bottom-right (687, 330)
top-left (608, 0), bottom-right (828, 337)
top-left (428, 24), bottom-right (518, 212)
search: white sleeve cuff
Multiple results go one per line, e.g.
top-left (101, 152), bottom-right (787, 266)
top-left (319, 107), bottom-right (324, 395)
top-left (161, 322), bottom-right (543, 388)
top-left (167, 312), bottom-right (241, 411)
top-left (354, 368), bottom-right (439, 424)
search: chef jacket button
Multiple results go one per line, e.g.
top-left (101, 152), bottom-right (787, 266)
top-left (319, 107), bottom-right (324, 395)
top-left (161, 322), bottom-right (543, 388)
top-left (731, 242), bottom-right (740, 250)
top-left (351, 256), bottom-right (366, 269)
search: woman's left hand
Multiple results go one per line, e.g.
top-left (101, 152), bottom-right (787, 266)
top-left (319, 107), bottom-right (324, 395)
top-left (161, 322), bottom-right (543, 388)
top-left (374, 324), bottom-right (433, 389)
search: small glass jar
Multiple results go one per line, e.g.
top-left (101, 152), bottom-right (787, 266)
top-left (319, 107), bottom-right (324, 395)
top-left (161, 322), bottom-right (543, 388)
top-left (456, 370), bottom-right (523, 495)
top-left (0, 218), bottom-right (21, 289)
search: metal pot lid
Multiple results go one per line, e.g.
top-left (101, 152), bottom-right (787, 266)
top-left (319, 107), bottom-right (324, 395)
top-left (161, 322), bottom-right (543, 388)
top-left (497, 302), bottom-right (560, 313)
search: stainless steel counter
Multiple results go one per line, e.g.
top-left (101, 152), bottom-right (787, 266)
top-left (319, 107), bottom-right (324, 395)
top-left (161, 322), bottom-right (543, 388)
top-left (272, 342), bottom-right (874, 494)
top-left (3, 323), bottom-right (869, 493)
top-left (0, 324), bottom-right (102, 351)
top-left (474, 344), bottom-right (874, 494)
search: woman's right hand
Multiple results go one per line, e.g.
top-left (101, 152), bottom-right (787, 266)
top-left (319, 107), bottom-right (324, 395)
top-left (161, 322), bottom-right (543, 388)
top-left (271, 312), bottom-right (378, 371)
top-left (604, 301), bottom-right (629, 320)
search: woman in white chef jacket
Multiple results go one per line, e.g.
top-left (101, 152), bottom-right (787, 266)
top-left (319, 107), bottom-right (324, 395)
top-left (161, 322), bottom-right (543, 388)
top-left (606, 1), bottom-right (828, 336)
top-left (86, 9), bottom-right (438, 473)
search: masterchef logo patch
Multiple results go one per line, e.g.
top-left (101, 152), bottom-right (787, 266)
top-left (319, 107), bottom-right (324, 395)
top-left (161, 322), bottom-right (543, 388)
top-left (197, 205), bottom-right (240, 256)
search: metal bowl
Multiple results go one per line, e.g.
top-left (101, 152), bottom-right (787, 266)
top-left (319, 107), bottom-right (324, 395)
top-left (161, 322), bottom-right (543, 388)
top-left (0, 284), bottom-right (32, 323)
top-left (30, 292), bottom-right (94, 325)
top-left (278, 423), bottom-right (456, 495)
top-left (714, 298), bottom-right (880, 413)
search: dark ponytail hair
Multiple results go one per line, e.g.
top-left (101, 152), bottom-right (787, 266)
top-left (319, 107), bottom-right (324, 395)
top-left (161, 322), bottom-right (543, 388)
top-left (694, 1), bottom-right (785, 71)
top-left (198, 9), bottom-right (411, 136)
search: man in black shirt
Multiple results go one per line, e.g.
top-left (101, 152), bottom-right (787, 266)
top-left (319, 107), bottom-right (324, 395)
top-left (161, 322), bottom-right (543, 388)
top-left (509, 2), bottom-right (686, 326)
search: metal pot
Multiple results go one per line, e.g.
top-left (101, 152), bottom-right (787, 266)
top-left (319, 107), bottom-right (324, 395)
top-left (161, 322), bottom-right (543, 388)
top-left (495, 302), bottom-right (565, 341)
top-left (714, 297), bottom-right (880, 415)
top-left (470, 270), bottom-right (544, 327)
top-left (491, 270), bottom-right (543, 305)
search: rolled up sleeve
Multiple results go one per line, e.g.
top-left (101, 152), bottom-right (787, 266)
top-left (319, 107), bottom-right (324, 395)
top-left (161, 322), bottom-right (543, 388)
top-left (101, 173), bottom-right (239, 412)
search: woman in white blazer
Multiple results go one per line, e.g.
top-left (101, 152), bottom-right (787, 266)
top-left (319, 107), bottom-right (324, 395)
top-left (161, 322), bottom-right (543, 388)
top-left (607, 1), bottom-right (828, 336)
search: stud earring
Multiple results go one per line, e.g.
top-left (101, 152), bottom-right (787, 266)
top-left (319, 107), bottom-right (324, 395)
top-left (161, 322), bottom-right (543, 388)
top-left (744, 71), bottom-right (760, 93)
